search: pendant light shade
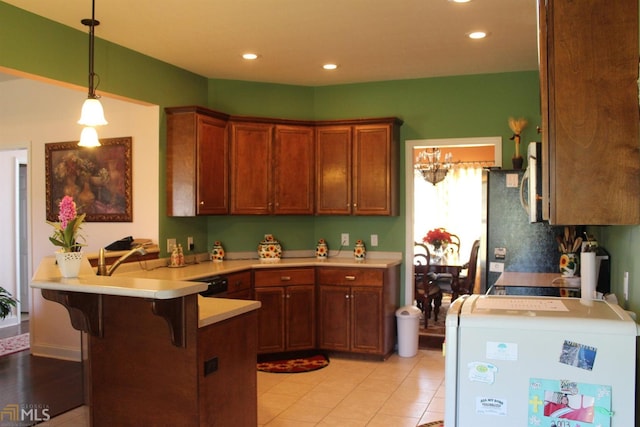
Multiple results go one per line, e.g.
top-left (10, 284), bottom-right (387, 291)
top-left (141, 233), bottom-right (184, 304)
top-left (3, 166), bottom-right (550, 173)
top-left (78, 98), bottom-right (108, 126)
top-left (78, 126), bottom-right (101, 147)
top-left (77, 0), bottom-right (106, 146)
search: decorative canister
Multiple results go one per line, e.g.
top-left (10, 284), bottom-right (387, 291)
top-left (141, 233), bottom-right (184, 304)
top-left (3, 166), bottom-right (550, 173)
top-left (315, 239), bottom-right (328, 260)
top-left (211, 241), bottom-right (225, 262)
top-left (55, 251), bottom-right (83, 278)
top-left (559, 252), bottom-right (578, 277)
top-left (258, 234), bottom-right (282, 262)
top-left (354, 240), bottom-right (366, 262)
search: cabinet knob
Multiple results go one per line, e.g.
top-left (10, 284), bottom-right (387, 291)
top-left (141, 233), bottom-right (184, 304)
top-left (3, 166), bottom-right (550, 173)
top-left (345, 275), bottom-right (356, 281)
top-left (199, 201), bottom-right (204, 205)
top-left (281, 276), bottom-right (291, 281)
top-left (345, 294), bottom-right (350, 299)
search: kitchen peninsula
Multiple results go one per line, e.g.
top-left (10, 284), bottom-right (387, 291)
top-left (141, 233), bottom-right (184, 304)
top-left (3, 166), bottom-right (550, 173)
top-left (31, 257), bottom-right (261, 427)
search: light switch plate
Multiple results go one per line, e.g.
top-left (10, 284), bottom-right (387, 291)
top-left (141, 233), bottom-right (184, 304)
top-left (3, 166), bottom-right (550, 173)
top-left (506, 173), bottom-right (519, 188)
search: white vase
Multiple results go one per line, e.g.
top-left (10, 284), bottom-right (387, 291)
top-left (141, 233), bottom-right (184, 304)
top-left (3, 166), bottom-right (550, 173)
top-left (55, 251), bottom-right (83, 278)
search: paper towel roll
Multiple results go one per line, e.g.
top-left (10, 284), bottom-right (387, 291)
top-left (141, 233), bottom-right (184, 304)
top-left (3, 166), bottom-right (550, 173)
top-left (581, 251), bottom-right (597, 301)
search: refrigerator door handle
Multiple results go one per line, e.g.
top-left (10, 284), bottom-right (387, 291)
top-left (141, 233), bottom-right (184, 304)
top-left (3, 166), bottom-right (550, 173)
top-left (520, 167), bottom-right (530, 217)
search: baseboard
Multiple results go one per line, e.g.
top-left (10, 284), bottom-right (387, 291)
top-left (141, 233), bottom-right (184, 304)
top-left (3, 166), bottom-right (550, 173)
top-left (30, 343), bottom-right (81, 362)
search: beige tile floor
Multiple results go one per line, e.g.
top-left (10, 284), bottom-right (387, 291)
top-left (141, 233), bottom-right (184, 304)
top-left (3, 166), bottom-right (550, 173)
top-left (40, 348), bottom-right (445, 427)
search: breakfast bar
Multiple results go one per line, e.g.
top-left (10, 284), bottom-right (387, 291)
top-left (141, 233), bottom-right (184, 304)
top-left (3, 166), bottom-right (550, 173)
top-left (31, 256), bottom-right (261, 427)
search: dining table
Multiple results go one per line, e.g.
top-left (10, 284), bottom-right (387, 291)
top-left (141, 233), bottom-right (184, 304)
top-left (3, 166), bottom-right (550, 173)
top-left (429, 252), bottom-right (466, 300)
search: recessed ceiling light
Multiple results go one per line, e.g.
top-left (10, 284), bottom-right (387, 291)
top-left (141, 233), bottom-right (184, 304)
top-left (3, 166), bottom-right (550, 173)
top-left (467, 31), bottom-right (487, 39)
top-left (242, 53), bottom-right (259, 60)
top-left (323, 63), bottom-right (338, 70)
top-left (449, 0), bottom-right (471, 3)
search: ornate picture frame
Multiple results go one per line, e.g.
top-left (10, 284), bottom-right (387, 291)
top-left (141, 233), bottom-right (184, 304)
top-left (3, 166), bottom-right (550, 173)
top-left (45, 137), bottom-right (132, 222)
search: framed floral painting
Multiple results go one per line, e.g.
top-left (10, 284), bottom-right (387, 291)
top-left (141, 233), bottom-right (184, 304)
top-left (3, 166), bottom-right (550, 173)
top-left (45, 137), bottom-right (132, 222)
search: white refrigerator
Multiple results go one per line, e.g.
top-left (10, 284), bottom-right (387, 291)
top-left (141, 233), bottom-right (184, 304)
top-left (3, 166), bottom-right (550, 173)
top-left (445, 295), bottom-right (638, 426)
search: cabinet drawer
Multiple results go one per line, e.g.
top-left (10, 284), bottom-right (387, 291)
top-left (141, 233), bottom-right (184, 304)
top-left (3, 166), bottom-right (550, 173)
top-left (317, 268), bottom-right (384, 287)
top-left (226, 270), bottom-right (252, 293)
top-left (254, 268), bottom-right (315, 287)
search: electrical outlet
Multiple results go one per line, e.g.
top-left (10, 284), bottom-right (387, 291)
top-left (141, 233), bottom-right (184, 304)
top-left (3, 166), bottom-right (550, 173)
top-left (341, 233), bottom-right (349, 246)
top-left (166, 238), bottom-right (176, 252)
top-left (371, 234), bottom-right (378, 247)
top-left (187, 236), bottom-right (194, 251)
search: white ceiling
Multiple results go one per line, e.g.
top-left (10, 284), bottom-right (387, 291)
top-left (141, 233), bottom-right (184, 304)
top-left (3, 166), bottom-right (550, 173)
top-left (3, 0), bottom-right (539, 86)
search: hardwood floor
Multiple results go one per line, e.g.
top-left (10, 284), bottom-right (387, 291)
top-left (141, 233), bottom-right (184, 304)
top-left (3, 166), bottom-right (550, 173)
top-left (0, 320), bottom-right (84, 423)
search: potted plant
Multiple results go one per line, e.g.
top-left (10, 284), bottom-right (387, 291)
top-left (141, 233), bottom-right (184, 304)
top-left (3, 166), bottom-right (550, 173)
top-left (47, 196), bottom-right (86, 277)
top-left (508, 117), bottom-right (528, 170)
top-left (0, 287), bottom-right (18, 320)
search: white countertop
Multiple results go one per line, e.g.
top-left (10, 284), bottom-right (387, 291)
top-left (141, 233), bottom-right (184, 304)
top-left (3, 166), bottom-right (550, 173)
top-left (114, 256), bottom-right (403, 281)
top-left (31, 255), bottom-right (207, 299)
top-left (197, 296), bottom-right (261, 328)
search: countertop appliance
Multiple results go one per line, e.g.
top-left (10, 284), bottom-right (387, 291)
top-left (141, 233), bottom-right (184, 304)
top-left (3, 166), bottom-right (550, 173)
top-left (482, 169), bottom-right (560, 292)
top-left (194, 275), bottom-right (228, 298)
top-left (445, 294), bottom-right (638, 426)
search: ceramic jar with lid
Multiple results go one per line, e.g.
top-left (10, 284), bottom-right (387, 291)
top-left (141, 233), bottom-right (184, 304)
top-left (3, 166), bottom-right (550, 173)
top-left (258, 234), bottom-right (282, 262)
top-left (315, 239), bottom-right (328, 260)
top-left (211, 241), bottom-right (225, 262)
top-left (354, 240), bottom-right (366, 262)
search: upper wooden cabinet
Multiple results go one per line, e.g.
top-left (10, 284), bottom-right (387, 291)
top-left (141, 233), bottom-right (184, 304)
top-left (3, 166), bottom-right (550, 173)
top-left (230, 121), bottom-right (315, 215)
top-left (166, 106), bottom-right (230, 216)
top-left (316, 118), bottom-right (402, 216)
top-left (166, 108), bottom-right (402, 217)
top-left (539, 0), bottom-right (639, 224)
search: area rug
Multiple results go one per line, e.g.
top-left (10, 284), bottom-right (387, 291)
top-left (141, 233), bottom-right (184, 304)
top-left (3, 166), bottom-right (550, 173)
top-left (257, 353), bottom-right (329, 373)
top-left (0, 333), bottom-right (29, 357)
top-left (418, 422), bottom-right (444, 427)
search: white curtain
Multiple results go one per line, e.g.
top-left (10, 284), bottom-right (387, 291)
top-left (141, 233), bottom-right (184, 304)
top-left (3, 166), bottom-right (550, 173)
top-left (414, 164), bottom-right (484, 260)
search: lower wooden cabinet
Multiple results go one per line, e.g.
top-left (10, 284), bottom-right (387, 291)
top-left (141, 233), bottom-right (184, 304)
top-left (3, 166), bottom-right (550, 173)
top-left (254, 268), bottom-right (316, 353)
top-left (317, 267), bottom-right (398, 358)
top-left (225, 270), bottom-right (252, 300)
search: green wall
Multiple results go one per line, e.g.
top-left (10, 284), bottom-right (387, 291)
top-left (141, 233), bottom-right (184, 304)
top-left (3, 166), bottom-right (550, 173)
top-left (205, 73), bottom-right (542, 256)
top-left (1, 1), bottom-right (638, 315)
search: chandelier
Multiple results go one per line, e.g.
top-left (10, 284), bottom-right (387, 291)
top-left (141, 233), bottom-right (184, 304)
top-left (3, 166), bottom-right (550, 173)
top-left (415, 148), bottom-right (453, 185)
top-left (77, 0), bottom-right (108, 147)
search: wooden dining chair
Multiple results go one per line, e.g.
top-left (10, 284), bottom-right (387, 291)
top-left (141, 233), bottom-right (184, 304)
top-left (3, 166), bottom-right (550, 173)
top-left (448, 233), bottom-right (461, 254)
top-left (457, 239), bottom-right (481, 296)
top-left (414, 242), bottom-right (445, 325)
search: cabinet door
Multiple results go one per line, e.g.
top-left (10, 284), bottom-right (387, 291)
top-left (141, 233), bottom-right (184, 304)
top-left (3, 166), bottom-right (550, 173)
top-left (166, 108), bottom-right (229, 216)
top-left (285, 285), bottom-right (315, 350)
top-left (254, 287), bottom-right (285, 353)
top-left (353, 124), bottom-right (399, 216)
top-left (197, 115), bottom-right (229, 215)
top-left (316, 126), bottom-right (352, 215)
top-left (230, 122), bottom-right (273, 214)
top-left (350, 287), bottom-right (383, 354)
top-left (317, 285), bottom-right (351, 351)
top-left (542, 0), bottom-right (639, 224)
top-left (273, 125), bottom-right (315, 214)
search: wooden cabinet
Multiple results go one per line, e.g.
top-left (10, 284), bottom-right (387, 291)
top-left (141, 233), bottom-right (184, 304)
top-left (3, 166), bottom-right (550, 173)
top-left (230, 121), bottom-right (314, 214)
top-left (316, 118), bottom-right (402, 216)
top-left (539, 0), bottom-right (639, 224)
top-left (225, 270), bottom-right (252, 300)
top-left (254, 268), bottom-right (316, 353)
top-left (317, 266), bottom-right (399, 358)
top-left (166, 106), bottom-right (230, 216)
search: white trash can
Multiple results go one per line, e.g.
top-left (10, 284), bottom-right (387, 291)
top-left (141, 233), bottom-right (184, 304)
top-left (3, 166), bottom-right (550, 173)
top-left (395, 305), bottom-right (422, 357)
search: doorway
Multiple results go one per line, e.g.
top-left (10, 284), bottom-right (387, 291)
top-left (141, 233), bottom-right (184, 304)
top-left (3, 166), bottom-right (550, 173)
top-left (18, 162), bottom-right (29, 316)
top-left (404, 137), bottom-right (502, 305)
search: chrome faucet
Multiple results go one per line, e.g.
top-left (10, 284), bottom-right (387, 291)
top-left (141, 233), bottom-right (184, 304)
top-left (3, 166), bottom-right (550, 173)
top-left (96, 245), bottom-right (147, 276)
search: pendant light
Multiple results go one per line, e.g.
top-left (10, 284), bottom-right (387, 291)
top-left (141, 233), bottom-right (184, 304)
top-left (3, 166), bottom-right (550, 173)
top-left (78, 0), bottom-right (107, 147)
